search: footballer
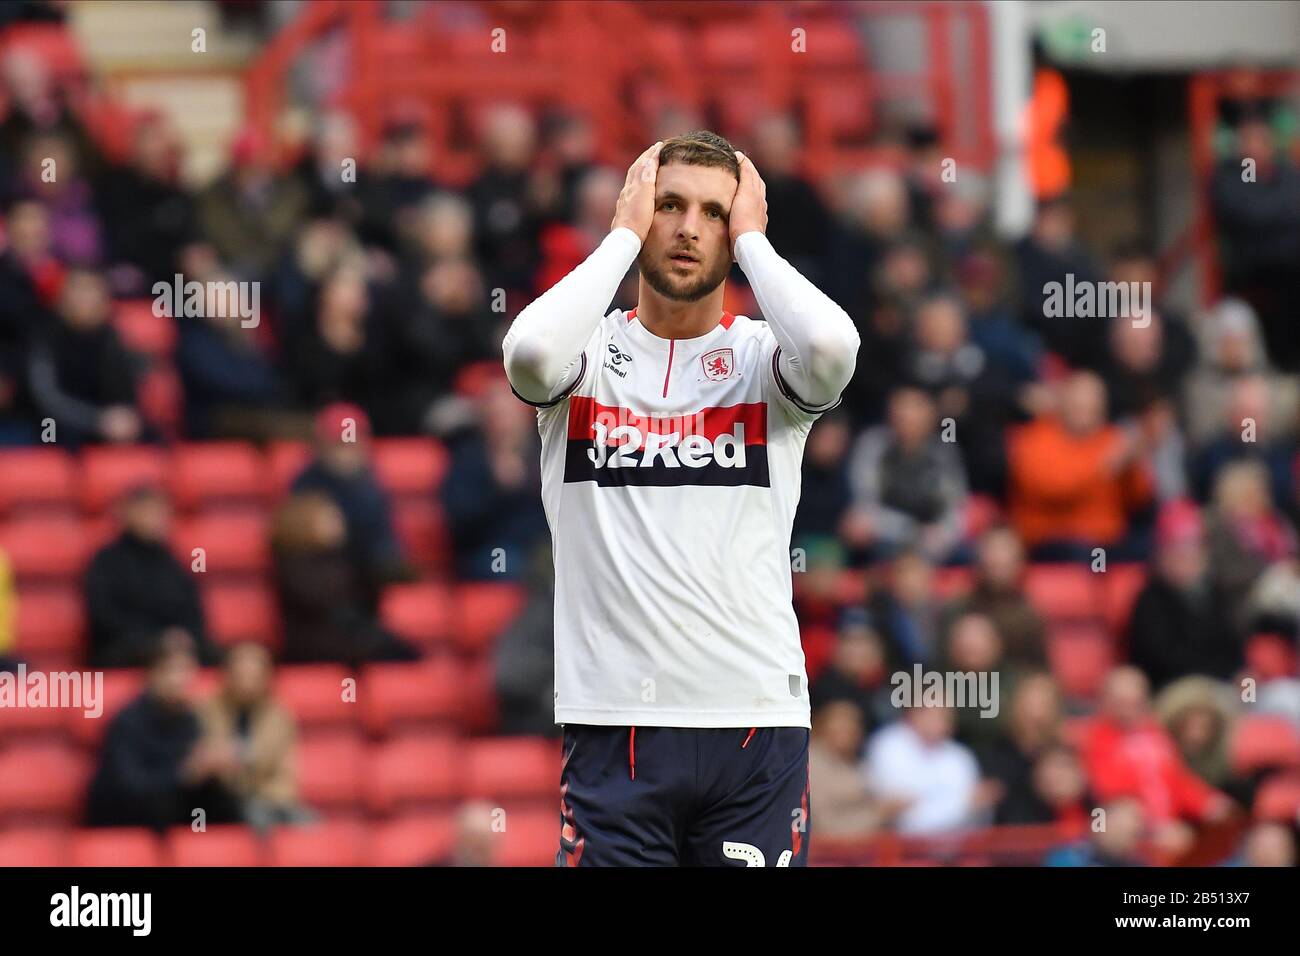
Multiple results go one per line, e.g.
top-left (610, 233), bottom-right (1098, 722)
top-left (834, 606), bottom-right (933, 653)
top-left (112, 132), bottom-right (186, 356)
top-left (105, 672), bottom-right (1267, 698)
top-left (502, 131), bottom-right (861, 866)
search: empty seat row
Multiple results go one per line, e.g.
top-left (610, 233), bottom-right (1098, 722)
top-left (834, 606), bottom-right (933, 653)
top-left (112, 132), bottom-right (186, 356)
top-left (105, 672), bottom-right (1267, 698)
top-left (0, 812), bottom-right (559, 867)
top-left (0, 438), bottom-right (449, 515)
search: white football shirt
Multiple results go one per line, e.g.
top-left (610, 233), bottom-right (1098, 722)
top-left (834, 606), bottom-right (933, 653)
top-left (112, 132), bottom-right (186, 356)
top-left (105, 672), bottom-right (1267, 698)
top-left (517, 304), bottom-right (840, 728)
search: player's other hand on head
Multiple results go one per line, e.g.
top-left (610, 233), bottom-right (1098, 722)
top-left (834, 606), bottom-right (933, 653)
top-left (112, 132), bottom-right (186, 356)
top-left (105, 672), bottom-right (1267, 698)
top-left (610, 141), bottom-right (664, 243)
top-left (729, 150), bottom-right (768, 255)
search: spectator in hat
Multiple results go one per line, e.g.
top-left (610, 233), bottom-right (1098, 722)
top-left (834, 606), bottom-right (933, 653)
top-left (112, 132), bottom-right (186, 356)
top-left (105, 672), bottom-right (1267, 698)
top-left (85, 632), bottom-right (242, 831)
top-left (1127, 499), bottom-right (1240, 689)
top-left (84, 484), bottom-right (220, 668)
top-left (291, 402), bottom-right (412, 610)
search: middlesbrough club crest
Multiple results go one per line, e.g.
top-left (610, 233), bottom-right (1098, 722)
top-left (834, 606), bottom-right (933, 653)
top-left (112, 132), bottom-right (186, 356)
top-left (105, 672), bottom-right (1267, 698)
top-left (701, 347), bottom-right (734, 381)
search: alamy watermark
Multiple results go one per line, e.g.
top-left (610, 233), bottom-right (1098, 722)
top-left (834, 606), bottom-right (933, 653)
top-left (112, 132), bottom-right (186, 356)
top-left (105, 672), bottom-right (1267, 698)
top-left (152, 274), bottom-right (260, 328)
top-left (1042, 274), bottom-right (1151, 328)
top-left (890, 665), bottom-right (1000, 718)
top-left (0, 664), bottom-right (103, 718)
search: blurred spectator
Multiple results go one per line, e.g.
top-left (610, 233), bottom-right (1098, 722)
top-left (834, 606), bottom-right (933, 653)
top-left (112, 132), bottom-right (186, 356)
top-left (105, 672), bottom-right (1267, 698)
top-left (903, 291), bottom-right (1021, 495)
top-left (792, 409), bottom-right (853, 543)
top-left (174, 246), bottom-right (290, 440)
top-left (1014, 195), bottom-right (1104, 368)
top-left (842, 386), bottom-right (968, 564)
top-left (1190, 374), bottom-right (1296, 512)
top-left (1183, 298), bottom-right (1299, 448)
top-left (1007, 370), bottom-right (1154, 559)
top-left (809, 698), bottom-right (886, 838)
top-left (940, 526), bottom-right (1047, 670)
top-left (1205, 460), bottom-right (1298, 636)
top-left (1235, 822), bottom-right (1298, 867)
top-left (1153, 676), bottom-right (1239, 795)
top-left (862, 704), bottom-right (981, 835)
top-left (791, 535), bottom-right (853, 673)
top-left (197, 126), bottom-right (308, 280)
top-left (99, 112), bottom-right (197, 291)
top-left (426, 802), bottom-right (499, 866)
top-left (0, 47), bottom-right (100, 183)
top-left (1101, 312), bottom-right (1195, 420)
top-left (292, 110), bottom-right (363, 223)
top-left (469, 104), bottom-right (542, 295)
top-left (980, 674), bottom-right (1066, 824)
top-left (1045, 797), bottom-right (1148, 867)
top-left (270, 490), bottom-right (418, 666)
top-left (493, 543), bottom-right (558, 737)
top-left (27, 266), bottom-right (142, 447)
top-left (84, 484), bottom-right (219, 668)
top-left (355, 118), bottom-right (439, 252)
top-left (865, 549), bottom-right (942, 666)
top-left (17, 130), bottom-right (102, 265)
top-left (441, 372), bottom-right (549, 581)
top-left (533, 165), bottom-right (621, 293)
top-left (291, 402), bottom-right (411, 604)
top-left (1211, 114), bottom-right (1300, 371)
top-left (1127, 499), bottom-right (1239, 689)
top-left (1081, 668), bottom-right (1233, 848)
top-left (199, 642), bottom-right (313, 829)
top-left (750, 114), bottom-right (831, 285)
top-left (827, 167), bottom-right (911, 319)
top-left (808, 607), bottom-right (894, 731)
top-left (957, 246), bottom-right (1042, 389)
top-left (535, 110), bottom-right (598, 225)
top-left (937, 611), bottom-right (1012, 758)
top-left (85, 632), bottom-right (242, 830)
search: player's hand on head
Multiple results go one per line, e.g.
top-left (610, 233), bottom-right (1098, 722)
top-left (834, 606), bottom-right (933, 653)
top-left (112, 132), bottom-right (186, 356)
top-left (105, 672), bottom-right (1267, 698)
top-left (610, 140), bottom-right (664, 243)
top-left (729, 150), bottom-right (768, 253)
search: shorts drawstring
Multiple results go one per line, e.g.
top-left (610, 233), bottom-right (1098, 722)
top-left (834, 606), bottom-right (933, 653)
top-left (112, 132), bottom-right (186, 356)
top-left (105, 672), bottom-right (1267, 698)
top-left (629, 726), bottom-right (637, 780)
top-left (742, 727), bottom-right (756, 749)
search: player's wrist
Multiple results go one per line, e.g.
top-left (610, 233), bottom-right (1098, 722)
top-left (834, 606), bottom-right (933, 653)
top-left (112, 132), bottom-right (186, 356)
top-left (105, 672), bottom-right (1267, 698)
top-left (608, 225), bottom-right (645, 249)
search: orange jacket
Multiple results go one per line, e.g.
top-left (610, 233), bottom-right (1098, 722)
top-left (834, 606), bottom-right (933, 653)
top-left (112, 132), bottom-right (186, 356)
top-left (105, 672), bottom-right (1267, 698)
top-left (1007, 418), bottom-right (1153, 547)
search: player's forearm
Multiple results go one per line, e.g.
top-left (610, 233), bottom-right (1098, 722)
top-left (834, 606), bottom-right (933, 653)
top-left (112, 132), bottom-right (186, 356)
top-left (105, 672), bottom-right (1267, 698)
top-left (502, 227), bottom-right (641, 402)
top-left (734, 231), bottom-right (860, 409)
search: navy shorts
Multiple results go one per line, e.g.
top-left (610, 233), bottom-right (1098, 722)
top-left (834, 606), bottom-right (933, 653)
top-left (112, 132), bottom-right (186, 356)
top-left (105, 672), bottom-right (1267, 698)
top-left (557, 724), bottom-right (811, 867)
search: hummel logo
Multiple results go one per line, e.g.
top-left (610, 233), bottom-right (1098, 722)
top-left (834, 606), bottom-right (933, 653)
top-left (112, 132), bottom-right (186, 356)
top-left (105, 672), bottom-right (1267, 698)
top-left (607, 343), bottom-right (632, 366)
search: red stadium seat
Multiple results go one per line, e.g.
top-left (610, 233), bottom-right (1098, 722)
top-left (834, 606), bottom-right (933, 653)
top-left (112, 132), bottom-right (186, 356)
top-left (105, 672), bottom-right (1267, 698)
top-left (170, 442), bottom-right (269, 512)
top-left (267, 441), bottom-right (312, 497)
top-left (13, 585), bottom-right (86, 666)
top-left (0, 828), bottom-right (67, 866)
top-left (171, 511), bottom-right (269, 575)
top-left (1046, 622), bottom-right (1113, 700)
top-left (273, 663), bottom-right (359, 733)
top-left (166, 824), bottom-right (265, 867)
top-left (80, 446), bottom-right (170, 513)
top-left (0, 658), bottom-right (77, 738)
top-left (202, 581), bottom-right (280, 649)
top-left (0, 744), bottom-right (90, 822)
top-left (364, 735), bottom-right (462, 814)
top-left (492, 807), bottom-right (559, 867)
top-left (1253, 772), bottom-right (1300, 822)
top-left (392, 499), bottom-right (450, 571)
top-left (112, 300), bottom-right (178, 357)
top-left (1230, 715), bottom-right (1300, 775)
top-left (460, 657), bottom-right (499, 735)
top-left (137, 364), bottom-right (185, 441)
top-left (0, 447), bottom-right (77, 514)
top-left (268, 819), bottom-right (370, 867)
top-left (368, 812), bottom-right (456, 867)
top-left (68, 669), bottom-right (145, 747)
top-left (463, 737), bottom-right (560, 802)
top-left (379, 582), bottom-right (453, 648)
top-left (1100, 563), bottom-right (1147, 636)
top-left (297, 732), bottom-right (367, 810)
top-left (70, 828), bottom-right (164, 867)
top-left (360, 658), bottom-right (463, 736)
top-left (0, 516), bottom-right (94, 580)
top-left (1024, 564), bottom-right (1100, 621)
top-left (452, 582), bottom-right (528, 654)
top-left (372, 437), bottom-right (449, 498)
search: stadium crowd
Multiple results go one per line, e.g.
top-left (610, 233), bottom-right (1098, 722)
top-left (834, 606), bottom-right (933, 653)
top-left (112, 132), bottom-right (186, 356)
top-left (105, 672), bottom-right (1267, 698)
top-left (0, 7), bottom-right (1298, 866)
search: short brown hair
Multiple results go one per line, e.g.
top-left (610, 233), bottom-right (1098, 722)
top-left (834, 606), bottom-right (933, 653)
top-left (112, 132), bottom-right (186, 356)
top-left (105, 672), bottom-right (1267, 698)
top-left (658, 130), bottom-right (741, 182)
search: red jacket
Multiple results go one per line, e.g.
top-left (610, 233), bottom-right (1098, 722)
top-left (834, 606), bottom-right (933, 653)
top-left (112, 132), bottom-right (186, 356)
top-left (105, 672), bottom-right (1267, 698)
top-left (1081, 717), bottom-right (1218, 824)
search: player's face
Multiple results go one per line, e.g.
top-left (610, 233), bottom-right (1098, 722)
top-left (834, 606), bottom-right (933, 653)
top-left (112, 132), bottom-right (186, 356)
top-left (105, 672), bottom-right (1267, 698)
top-left (638, 161), bottom-right (735, 302)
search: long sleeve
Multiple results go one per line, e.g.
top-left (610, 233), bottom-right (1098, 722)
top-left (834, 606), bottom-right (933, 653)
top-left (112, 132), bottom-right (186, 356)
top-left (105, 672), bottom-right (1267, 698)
top-left (502, 227), bottom-right (641, 404)
top-left (734, 231), bottom-right (860, 410)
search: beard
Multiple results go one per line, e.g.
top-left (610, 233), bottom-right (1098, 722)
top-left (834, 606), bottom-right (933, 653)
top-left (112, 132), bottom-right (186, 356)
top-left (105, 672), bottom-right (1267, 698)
top-left (638, 248), bottom-right (730, 302)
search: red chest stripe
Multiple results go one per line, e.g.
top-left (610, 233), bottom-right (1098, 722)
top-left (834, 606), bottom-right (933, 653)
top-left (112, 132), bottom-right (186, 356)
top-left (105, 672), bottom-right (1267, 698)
top-left (567, 397), bottom-right (768, 448)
